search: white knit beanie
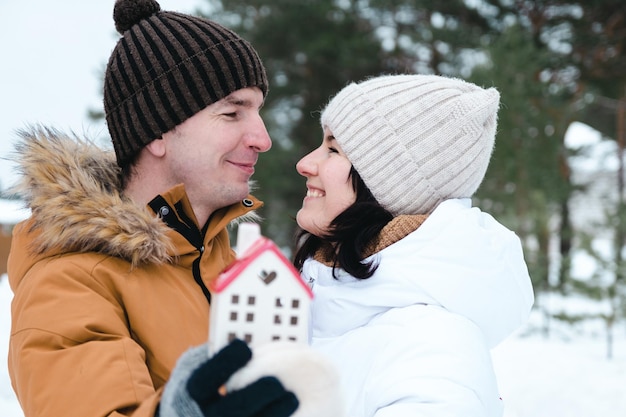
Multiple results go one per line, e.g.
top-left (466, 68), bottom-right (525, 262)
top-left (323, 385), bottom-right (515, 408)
top-left (320, 74), bottom-right (500, 215)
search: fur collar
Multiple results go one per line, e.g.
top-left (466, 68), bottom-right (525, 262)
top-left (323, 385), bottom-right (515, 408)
top-left (10, 126), bottom-right (172, 266)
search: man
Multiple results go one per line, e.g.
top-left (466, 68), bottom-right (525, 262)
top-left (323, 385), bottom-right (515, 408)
top-left (7, 1), bottom-right (300, 416)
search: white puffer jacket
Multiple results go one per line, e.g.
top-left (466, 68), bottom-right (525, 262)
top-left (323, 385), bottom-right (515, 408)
top-left (303, 198), bottom-right (534, 417)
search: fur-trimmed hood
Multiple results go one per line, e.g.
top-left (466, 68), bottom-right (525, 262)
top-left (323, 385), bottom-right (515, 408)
top-left (9, 126), bottom-right (173, 268)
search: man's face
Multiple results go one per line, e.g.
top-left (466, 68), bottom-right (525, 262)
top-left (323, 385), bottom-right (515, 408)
top-left (161, 87), bottom-right (271, 222)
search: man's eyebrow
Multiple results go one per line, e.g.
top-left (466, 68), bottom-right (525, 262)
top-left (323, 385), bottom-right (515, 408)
top-left (222, 94), bottom-right (264, 110)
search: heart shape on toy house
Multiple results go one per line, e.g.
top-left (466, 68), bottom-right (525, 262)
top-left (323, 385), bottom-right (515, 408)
top-left (259, 269), bottom-right (277, 285)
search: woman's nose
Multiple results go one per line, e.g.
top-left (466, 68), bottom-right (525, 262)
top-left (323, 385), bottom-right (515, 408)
top-left (296, 151), bottom-right (316, 176)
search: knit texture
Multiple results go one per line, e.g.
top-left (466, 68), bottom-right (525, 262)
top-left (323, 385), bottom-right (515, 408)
top-left (321, 74), bottom-right (500, 215)
top-left (160, 343), bottom-right (208, 417)
top-left (313, 214), bottom-right (428, 265)
top-left (104, 0), bottom-right (268, 167)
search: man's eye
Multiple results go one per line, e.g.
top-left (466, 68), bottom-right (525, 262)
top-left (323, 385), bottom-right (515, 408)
top-left (223, 112), bottom-right (237, 118)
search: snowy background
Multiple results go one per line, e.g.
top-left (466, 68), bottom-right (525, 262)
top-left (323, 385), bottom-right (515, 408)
top-left (2, 1), bottom-right (626, 416)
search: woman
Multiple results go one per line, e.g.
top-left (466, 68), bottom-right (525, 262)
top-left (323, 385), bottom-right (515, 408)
top-left (294, 74), bottom-right (534, 417)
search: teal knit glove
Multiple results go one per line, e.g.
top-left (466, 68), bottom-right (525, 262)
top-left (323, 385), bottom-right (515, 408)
top-left (159, 339), bottom-right (299, 417)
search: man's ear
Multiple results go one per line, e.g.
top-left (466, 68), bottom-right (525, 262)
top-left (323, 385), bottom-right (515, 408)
top-left (145, 138), bottom-right (166, 158)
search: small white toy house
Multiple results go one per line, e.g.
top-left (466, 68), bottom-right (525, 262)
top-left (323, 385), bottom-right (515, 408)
top-left (208, 224), bottom-right (313, 354)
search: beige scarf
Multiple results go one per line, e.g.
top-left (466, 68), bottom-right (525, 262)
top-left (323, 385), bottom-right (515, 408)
top-left (313, 214), bottom-right (428, 266)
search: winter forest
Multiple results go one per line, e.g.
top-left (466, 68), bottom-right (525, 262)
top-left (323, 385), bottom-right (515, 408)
top-left (1, 0), bottom-right (626, 415)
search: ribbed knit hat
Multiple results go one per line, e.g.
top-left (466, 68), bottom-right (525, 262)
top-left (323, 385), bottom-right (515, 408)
top-left (104, 0), bottom-right (268, 167)
top-left (321, 74), bottom-right (500, 215)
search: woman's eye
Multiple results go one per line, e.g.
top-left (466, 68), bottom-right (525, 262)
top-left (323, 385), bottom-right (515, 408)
top-left (328, 147), bottom-right (339, 154)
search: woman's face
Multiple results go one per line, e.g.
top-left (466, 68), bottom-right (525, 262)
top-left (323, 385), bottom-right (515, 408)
top-left (295, 127), bottom-right (356, 236)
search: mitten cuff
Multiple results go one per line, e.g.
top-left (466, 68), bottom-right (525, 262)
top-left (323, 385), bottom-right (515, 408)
top-left (159, 344), bottom-right (208, 417)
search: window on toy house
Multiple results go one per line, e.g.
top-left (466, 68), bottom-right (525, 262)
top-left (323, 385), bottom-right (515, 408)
top-left (230, 294), bottom-right (256, 305)
top-left (228, 294), bottom-right (255, 323)
top-left (246, 297), bottom-right (255, 322)
top-left (230, 333), bottom-right (253, 343)
top-left (272, 334), bottom-right (298, 341)
top-left (275, 297), bottom-right (302, 308)
top-left (229, 294), bottom-right (240, 323)
top-left (227, 332), bottom-right (253, 343)
top-left (274, 298), bottom-right (302, 327)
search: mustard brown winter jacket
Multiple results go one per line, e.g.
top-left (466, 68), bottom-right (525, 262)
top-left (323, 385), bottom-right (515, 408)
top-left (6, 128), bottom-right (262, 417)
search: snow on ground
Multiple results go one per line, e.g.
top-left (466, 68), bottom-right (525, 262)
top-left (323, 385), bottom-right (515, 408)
top-left (1, 273), bottom-right (624, 417)
top-left (492, 311), bottom-right (626, 417)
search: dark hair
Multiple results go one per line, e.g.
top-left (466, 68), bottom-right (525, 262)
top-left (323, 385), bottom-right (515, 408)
top-left (293, 166), bottom-right (393, 279)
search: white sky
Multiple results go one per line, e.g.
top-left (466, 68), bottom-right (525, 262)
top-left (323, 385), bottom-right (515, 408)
top-left (0, 0), bottom-right (204, 191)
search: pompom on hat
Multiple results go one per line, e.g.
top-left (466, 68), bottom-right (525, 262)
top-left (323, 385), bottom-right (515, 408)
top-left (321, 74), bottom-right (500, 215)
top-left (104, 0), bottom-right (268, 167)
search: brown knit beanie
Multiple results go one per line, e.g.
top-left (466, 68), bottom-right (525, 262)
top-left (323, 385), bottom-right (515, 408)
top-left (104, 0), bottom-right (268, 167)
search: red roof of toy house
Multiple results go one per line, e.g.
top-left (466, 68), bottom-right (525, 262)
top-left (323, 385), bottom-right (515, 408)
top-left (210, 237), bottom-right (313, 298)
